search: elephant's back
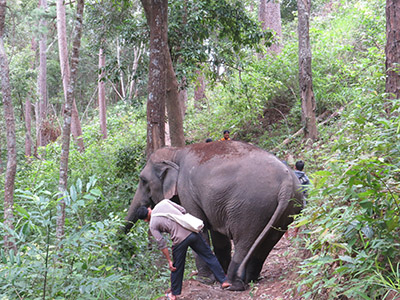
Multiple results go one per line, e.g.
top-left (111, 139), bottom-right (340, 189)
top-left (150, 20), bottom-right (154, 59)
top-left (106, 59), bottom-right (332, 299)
top-left (182, 142), bottom-right (298, 234)
top-left (184, 140), bottom-right (296, 198)
top-left (186, 140), bottom-right (269, 164)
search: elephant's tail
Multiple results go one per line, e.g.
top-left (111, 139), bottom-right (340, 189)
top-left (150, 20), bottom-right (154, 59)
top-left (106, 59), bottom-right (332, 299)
top-left (236, 181), bottom-right (294, 279)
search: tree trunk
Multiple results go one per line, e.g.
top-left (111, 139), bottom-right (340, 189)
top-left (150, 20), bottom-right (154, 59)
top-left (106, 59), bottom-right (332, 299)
top-left (165, 120), bottom-right (171, 146)
top-left (297, 0), bottom-right (317, 141)
top-left (194, 70), bottom-right (206, 106)
top-left (0, 0), bottom-right (17, 252)
top-left (141, 0), bottom-right (168, 156)
top-left (0, 139), bottom-right (3, 174)
top-left (128, 44), bottom-right (143, 100)
top-left (259, 0), bottom-right (282, 54)
top-left (25, 39), bottom-right (36, 159)
top-left (98, 47), bottom-right (107, 139)
top-left (71, 99), bottom-right (84, 151)
top-left (56, 0), bottom-right (85, 242)
top-left (385, 0), bottom-right (400, 102)
top-left (166, 51), bottom-right (185, 147)
top-left (56, 0), bottom-right (84, 152)
top-left (176, 0), bottom-right (188, 120)
top-left (116, 39), bottom-right (126, 99)
top-left (164, 0), bottom-right (185, 147)
top-left (38, 0), bottom-right (48, 148)
top-left (178, 77), bottom-right (187, 118)
top-left (25, 99), bottom-right (33, 158)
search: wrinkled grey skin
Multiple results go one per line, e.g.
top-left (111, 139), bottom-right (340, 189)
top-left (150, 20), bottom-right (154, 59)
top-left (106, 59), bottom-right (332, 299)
top-left (124, 141), bottom-right (303, 291)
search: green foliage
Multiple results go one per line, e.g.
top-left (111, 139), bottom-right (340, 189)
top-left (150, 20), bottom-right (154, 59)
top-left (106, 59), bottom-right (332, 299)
top-left (294, 96), bottom-right (400, 298)
top-left (85, 0), bottom-right (149, 104)
top-left (184, 39), bottom-right (300, 146)
top-left (310, 0), bottom-right (386, 114)
top-left (184, 0), bottom-right (386, 150)
top-left (0, 182), bottom-right (169, 299)
top-left (375, 260), bottom-right (400, 299)
top-left (168, 0), bottom-right (268, 83)
top-left (8, 46), bottom-right (37, 104)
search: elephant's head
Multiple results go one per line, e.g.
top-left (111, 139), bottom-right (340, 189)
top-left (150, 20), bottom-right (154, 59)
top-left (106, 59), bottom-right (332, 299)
top-left (123, 147), bottom-right (180, 233)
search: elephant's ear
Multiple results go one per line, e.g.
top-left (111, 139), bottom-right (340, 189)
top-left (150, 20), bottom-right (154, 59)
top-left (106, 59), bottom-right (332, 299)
top-left (158, 160), bottom-right (179, 199)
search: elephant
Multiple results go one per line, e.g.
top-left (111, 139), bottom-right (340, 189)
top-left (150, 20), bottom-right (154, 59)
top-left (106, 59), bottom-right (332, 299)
top-left (124, 140), bottom-right (303, 291)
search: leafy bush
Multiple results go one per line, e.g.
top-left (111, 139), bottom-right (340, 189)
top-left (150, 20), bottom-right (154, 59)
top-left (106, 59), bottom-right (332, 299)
top-left (0, 180), bottom-right (169, 299)
top-left (295, 97), bottom-right (400, 299)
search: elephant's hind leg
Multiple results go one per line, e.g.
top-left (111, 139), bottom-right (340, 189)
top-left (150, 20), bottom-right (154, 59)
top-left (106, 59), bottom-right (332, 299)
top-left (210, 230), bottom-right (231, 273)
top-left (245, 227), bottom-right (286, 283)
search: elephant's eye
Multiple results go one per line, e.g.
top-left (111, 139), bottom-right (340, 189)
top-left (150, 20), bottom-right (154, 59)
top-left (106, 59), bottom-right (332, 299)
top-left (140, 177), bottom-right (147, 185)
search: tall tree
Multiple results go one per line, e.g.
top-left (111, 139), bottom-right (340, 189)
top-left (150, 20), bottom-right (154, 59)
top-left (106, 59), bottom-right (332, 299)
top-left (25, 39), bottom-right (36, 159)
top-left (142, 0), bottom-right (186, 152)
top-left (385, 0), bottom-right (400, 102)
top-left (0, 0), bottom-right (17, 251)
top-left (141, 0), bottom-right (265, 153)
top-left (56, 0), bottom-right (85, 242)
top-left (194, 70), bottom-right (206, 105)
top-left (71, 99), bottom-right (84, 150)
top-left (259, 0), bottom-right (282, 54)
top-left (141, 0), bottom-right (168, 156)
top-left (56, 0), bottom-right (85, 152)
top-left (116, 38), bottom-right (125, 99)
top-left (177, 0), bottom-right (188, 119)
top-left (0, 139), bottom-right (3, 173)
top-left (128, 44), bottom-right (143, 100)
top-left (37, 0), bottom-right (48, 148)
top-left (297, 0), bottom-right (317, 141)
top-left (25, 95), bottom-right (33, 157)
top-left (98, 47), bottom-right (107, 139)
top-left (166, 49), bottom-right (185, 147)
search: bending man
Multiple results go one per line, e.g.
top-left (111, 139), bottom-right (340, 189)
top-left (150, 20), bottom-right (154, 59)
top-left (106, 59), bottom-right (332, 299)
top-left (136, 199), bottom-right (230, 300)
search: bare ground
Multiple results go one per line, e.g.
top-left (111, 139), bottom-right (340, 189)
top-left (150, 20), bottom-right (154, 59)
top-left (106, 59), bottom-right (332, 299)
top-left (156, 231), bottom-right (303, 300)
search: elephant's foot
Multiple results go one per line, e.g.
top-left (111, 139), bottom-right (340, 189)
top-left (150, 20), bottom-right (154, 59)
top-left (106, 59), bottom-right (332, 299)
top-left (226, 278), bottom-right (247, 291)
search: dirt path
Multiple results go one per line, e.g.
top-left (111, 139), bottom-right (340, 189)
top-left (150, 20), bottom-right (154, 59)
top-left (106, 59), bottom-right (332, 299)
top-left (157, 233), bottom-right (302, 300)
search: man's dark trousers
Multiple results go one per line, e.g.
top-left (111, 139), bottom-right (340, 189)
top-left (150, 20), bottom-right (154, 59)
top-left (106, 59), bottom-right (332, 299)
top-left (171, 232), bottom-right (227, 295)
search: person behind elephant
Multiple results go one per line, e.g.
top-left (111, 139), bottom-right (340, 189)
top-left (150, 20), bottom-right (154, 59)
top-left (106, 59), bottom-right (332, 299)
top-left (136, 200), bottom-right (231, 300)
top-left (287, 160), bottom-right (310, 238)
top-left (220, 130), bottom-right (231, 141)
top-left (294, 160), bottom-right (310, 198)
top-left (205, 138), bottom-right (213, 143)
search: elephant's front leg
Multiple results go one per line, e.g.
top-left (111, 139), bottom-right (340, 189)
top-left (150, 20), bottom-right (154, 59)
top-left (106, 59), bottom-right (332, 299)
top-left (210, 230), bottom-right (231, 273)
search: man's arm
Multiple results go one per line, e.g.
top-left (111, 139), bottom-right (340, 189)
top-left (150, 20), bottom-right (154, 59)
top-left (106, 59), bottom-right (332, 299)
top-left (149, 223), bottom-right (167, 250)
top-left (161, 248), bottom-right (177, 272)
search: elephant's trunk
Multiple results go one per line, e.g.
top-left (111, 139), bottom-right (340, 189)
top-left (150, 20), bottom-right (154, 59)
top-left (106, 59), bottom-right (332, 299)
top-left (123, 205), bottom-right (139, 234)
top-left (122, 194), bottom-right (143, 234)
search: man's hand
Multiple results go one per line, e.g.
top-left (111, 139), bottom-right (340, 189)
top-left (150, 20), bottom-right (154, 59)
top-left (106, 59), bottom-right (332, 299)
top-left (168, 260), bottom-right (177, 272)
top-left (161, 248), bottom-right (176, 272)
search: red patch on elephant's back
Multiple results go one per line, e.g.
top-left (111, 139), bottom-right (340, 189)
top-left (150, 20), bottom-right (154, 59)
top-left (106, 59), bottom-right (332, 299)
top-left (189, 141), bottom-right (259, 164)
